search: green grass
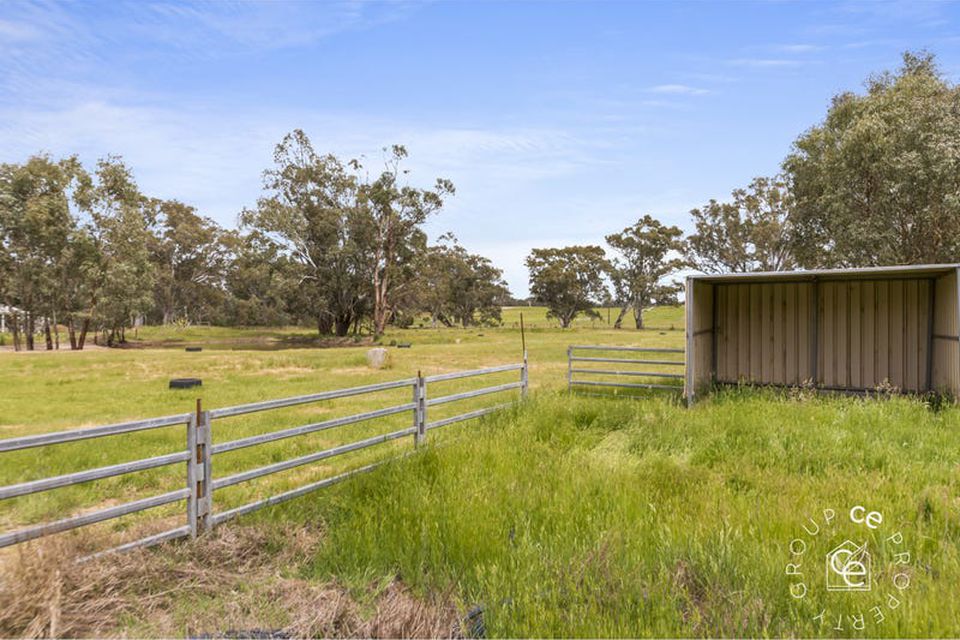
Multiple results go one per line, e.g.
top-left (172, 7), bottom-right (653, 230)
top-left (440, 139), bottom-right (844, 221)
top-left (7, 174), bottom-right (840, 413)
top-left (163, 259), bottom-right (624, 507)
top-left (0, 306), bottom-right (684, 533)
top-left (267, 391), bottom-right (960, 637)
top-left (3, 304), bottom-right (958, 636)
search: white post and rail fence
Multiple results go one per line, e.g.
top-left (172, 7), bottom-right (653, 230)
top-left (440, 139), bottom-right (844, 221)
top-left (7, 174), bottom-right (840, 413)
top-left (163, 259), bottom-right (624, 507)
top-left (0, 358), bottom-right (528, 559)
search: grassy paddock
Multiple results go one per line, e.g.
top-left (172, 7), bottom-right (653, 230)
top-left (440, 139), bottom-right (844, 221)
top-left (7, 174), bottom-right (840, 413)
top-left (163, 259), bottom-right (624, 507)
top-left (117, 305), bottom-right (682, 345)
top-left (0, 308), bottom-right (683, 537)
top-left (2, 306), bottom-right (958, 636)
top-left (268, 391), bottom-right (960, 637)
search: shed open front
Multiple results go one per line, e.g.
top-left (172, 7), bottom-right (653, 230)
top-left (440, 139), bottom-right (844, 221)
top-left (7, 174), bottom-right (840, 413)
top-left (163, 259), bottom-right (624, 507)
top-left (685, 265), bottom-right (960, 404)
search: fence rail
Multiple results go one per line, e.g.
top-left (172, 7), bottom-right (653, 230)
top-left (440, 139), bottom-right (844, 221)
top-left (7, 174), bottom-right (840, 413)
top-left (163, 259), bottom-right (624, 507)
top-left (0, 358), bottom-right (528, 557)
top-left (567, 345), bottom-right (684, 396)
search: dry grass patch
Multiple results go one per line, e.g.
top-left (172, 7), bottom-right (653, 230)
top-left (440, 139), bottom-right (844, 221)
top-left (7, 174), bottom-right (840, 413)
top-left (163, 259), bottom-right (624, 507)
top-left (0, 525), bottom-right (461, 639)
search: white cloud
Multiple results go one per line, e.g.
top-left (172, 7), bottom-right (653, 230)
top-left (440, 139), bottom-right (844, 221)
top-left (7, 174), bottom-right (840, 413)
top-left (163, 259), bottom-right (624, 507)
top-left (727, 58), bottom-right (805, 68)
top-left (0, 18), bottom-right (44, 42)
top-left (775, 43), bottom-right (826, 53)
top-left (648, 84), bottom-right (710, 96)
top-left (134, 1), bottom-right (427, 52)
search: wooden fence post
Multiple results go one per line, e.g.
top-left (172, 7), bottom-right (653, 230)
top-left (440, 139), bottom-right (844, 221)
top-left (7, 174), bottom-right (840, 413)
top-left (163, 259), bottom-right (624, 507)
top-left (414, 373), bottom-right (426, 446)
top-left (187, 398), bottom-right (212, 536)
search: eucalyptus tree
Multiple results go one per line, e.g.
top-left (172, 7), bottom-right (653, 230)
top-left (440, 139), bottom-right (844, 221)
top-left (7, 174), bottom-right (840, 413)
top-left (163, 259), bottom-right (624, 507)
top-left (73, 157), bottom-right (156, 346)
top-left (605, 215), bottom-right (686, 329)
top-left (418, 235), bottom-right (510, 327)
top-left (222, 230), bottom-right (299, 326)
top-left (241, 130), bottom-right (373, 336)
top-left (784, 51), bottom-right (960, 267)
top-left (149, 200), bottom-right (230, 325)
top-left (0, 155), bottom-right (88, 350)
top-left (686, 176), bottom-right (794, 274)
top-left (526, 245), bottom-right (608, 328)
top-left (365, 145), bottom-right (455, 336)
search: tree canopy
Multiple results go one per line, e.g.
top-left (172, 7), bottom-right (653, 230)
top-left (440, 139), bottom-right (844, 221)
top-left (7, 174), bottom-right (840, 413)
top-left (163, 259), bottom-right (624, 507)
top-left (0, 133), bottom-right (491, 348)
top-left (526, 245), bottom-right (608, 328)
top-left (606, 215), bottom-right (686, 329)
top-left (418, 234), bottom-right (510, 328)
top-left (686, 176), bottom-right (794, 274)
top-left (784, 51), bottom-right (960, 267)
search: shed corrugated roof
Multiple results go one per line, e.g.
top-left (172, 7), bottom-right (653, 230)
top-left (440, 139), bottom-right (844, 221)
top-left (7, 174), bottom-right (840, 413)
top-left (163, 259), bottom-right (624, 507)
top-left (689, 263), bottom-right (960, 283)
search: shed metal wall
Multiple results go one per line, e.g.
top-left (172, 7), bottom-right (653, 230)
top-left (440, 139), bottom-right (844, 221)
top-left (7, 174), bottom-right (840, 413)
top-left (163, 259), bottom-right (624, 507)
top-left (817, 279), bottom-right (931, 392)
top-left (931, 269), bottom-right (960, 394)
top-left (684, 278), bottom-right (714, 404)
top-left (714, 282), bottom-right (814, 385)
top-left (689, 266), bottom-right (960, 399)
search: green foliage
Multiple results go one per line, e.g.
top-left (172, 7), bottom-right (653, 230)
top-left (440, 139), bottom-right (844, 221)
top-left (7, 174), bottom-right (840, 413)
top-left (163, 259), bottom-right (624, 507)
top-left (221, 230), bottom-right (298, 326)
top-left (0, 134), bottom-right (469, 344)
top-left (605, 215), bottom-right (686, 328)
top-left (417, 234), bottom-right (511, 327)
top-left (784, 51), bottom-right (960, 267)
top-left (76, 157), bottom-right (156, 344)
top-left (240, 132), bottom-right (455, 337)
top-left (0, 154), bottom-right (91, 349)
top-left (365, 144), bottom-right (455, 336)
top-left (240, 130), bottom-right (375, 336)
top-left (526, 245), bottom-right (609, 328)
top-left (686, 175), bottom-right (794, 273)
top-left (148, 199), bottom-right (231, 325)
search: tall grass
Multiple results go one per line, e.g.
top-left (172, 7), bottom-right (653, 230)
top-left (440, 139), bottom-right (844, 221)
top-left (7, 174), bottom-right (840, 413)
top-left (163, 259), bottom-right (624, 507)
top-left (252, 391), bottom-right (960, 637)
top-left (4, 307), bottom-right (959, 636)
top-left (0, 310), bottom-right (684, 535)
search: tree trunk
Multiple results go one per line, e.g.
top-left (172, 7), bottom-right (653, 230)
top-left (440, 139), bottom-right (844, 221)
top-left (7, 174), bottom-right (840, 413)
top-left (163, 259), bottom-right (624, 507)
top-left (11, 313), bottom-right (21, 351)
top-left (334, 313), bottom-right (351, 337)
top-left (52, 310), bottom-right (60, 349)
top-left (44, 319), bottom-right (54, 350)
top-left (373, 297), bottom-right (388, 336)
top-left (78, 317), bottom-right (90, 350)
top-left (613, 305), bottom-right (629, 329)
top-left (633, 305), bottom-right (644, 330)
top-left (317, 314), bottom-right (333, 335)
top-left (372, 265), bottom-right (390, 337)
top-left (25, 312), bottom-right (35, 351)
top-left (68, 318), bottom-right (78, 350)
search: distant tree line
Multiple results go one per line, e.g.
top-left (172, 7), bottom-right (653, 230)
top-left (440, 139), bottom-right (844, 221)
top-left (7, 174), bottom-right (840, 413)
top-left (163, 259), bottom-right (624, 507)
top-left (0, 131), bottom-right (509, 350)
top-left (526, 52), bottom-right (960, 328)
top-left (4, 52), bottom-right (959, 345)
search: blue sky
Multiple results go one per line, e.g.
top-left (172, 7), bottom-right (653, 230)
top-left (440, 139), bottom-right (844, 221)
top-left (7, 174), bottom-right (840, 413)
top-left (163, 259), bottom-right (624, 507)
top-left (2, 1), bottom-right (960, 295)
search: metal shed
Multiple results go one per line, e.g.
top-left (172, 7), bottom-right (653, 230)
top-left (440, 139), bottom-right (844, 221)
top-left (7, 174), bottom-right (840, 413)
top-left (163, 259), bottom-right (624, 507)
top-left (684, 264), bottom-right (960, 404)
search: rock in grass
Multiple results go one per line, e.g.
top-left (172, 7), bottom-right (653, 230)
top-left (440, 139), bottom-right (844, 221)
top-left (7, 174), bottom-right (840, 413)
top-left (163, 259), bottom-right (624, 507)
top-left (366, 347), bottom-right (391, 369)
